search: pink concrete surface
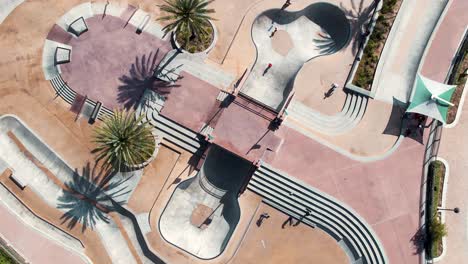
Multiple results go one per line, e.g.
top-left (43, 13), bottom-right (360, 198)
top-left (0, 202), bottom-right (85, 264)
top-left (269, 125), bottom-right (430, 264)
top-left (160, 71), bottom-right (220, 132)
top-left (212, 97), bottom-right (281, 163)
top-left (46, 24), bottom-right (73, 44)
top-left (421, 0), bottom-right (468, 82)
top-left (59, 15), bottom-right (172, 110)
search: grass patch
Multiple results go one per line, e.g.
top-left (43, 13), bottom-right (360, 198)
top-left (446, 37), bottom-right (468, 124)
top-left (426, 160), bottom-right (446, 259)
top-left (352, 0), bottom-right (403, 90)
top-left (176, 22), bottom-right (214, 53)
top-left (0, 248), bottom-right (17, 264)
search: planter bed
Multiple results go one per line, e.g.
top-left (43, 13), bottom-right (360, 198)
top-left (427, 160), bottom-right (446, 259)
top-left (447, 36), bottom-right (468, 124)
top-left (352, 0), bottom-right (403, 90)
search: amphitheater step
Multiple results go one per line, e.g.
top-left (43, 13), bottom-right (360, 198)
top-left (285, 92), bottom-right (368, 135)
top-left (147, 111), bottom-right (202, 153)
top-left (248, 163), bottom-right (387, 264)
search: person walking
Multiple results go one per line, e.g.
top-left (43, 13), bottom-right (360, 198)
top-left (256, 213), bottom-right (270, 227)
top-left (270, 27), bottom-right (278, 38)
top-left (263, 63), bottom-right (273, 76)
top-left (282, 215), bottom-right (294, 229)
top-left (281, 0), bottom-right (291, 10)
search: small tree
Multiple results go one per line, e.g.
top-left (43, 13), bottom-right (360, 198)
top-left (428, 217), bottom-right (447, 257)
top-left (157, 0), bottom-right (215, 48)
top-left (93, 110), bottom-right (155, 171)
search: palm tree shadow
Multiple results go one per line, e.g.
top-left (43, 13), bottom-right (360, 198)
top-left (340, 0), bottom-right (377, 55)
top-left (117, 49), bottom-right (182, 110)
top-left (57, 163), bottom-right (132, 232)
top-left (313, 33), bottom-right (338, 55)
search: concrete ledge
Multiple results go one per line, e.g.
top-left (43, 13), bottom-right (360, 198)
top-left (344, 0), bottom-right (383, 98)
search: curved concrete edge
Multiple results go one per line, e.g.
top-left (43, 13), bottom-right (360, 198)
top-left (445, 78), bottom-right (468, 128)
top-left (444, 28), bottom-right (468, 128)
top-left (157, 174), bottom-right (242, 260)
top-left (258, 161), bottom-right (389, 263)
top-left (419, 120), bottom-right (443, 264)
top-left (408, 0), bottom-right (452, 103)
top-left (0, 0), bottom-right (25, 25)
top-left (112, 204), bottom-right (167, 264)
top-left (283, 120), bottom-right (405, 162)
top-left (0, 188), bottom-right (93, 264)
top-left (0, 114), bottom-right (94, 264)
top-left (368, 0), bottom-right (402, 94)
top-left (173, 20), bottom-right (219, 57)
top-left (345, 0), bottom-right (383, 97)
top-left (432, 157), bottom-right (449, 263)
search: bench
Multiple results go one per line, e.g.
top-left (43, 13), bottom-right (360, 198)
top-left (2, 169), bottom-right (26, 190)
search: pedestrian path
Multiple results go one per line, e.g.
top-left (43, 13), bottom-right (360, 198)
top-left (373, 0), bottom-right (449, 104)
top-left (248, 162), bottom-right (387, 264)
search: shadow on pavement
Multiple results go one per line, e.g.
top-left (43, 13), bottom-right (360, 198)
top-left (57, 163), bottom-right (130, 232)
top-left (117, 49), bottom-right (181, 110)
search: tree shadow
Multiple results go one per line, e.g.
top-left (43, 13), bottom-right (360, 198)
top-left (117, 49), bottom-right (182, 110)
top-left (411, 225), bottom-right (427, 255)
top-left (313, 33), bottom-right (338, 55)
top-left (340, 0), bottom-right (377, 55)
top-left (57, 163), bottom-right (132, 232)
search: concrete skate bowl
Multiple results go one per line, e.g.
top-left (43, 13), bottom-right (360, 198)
top-left (159, 145), bottom-right (252, 259)
top-left (240, 3), bottom-right (350, 111)
top-left (262, 3), bottom-right (351, 55)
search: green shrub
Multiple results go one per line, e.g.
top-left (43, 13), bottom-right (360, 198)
top-left (0, 249), bottom-right (16, 264)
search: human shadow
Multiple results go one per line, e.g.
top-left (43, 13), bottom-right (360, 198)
top-left (117, 49), bottom-right (182, 110)
top-left (57, 163), bottom-right (131, 232)
top-left (340, 0), bottom-right (377, 55)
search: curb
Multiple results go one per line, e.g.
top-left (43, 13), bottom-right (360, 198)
top-left (431, 157), bottom-right (449, 262)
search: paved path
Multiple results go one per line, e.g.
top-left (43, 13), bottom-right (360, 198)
top-left (373, 0), bottom-right (448, 104)
top-left (429, 1), bottom-right (468, 263)
top-left (421, 0), bottom-right (468, 83)
top-left (0, 202), bottom-right (86, 264)
top-left (270, 124), bottom-right (429, 264)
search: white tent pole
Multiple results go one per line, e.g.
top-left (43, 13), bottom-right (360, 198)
top-left (431, 95), bottom-right (454, 106)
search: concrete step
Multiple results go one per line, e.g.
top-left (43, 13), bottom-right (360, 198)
top-left (248, 177), bottom-right (366, 263)
top-left (50, 76), bottom-right (76, 104)
top-left (248, 164), bottom-right (386, 264)
top-left (147, 111), bottom-right (201, 153)
top-left (285, 93), bottom-right (368, 135)
top-left (251, 171), bottom-right (375, 263)
top-left (257, 164), bottom-right (383, 262)
top-left (153, 112), bottom-right (198, 139)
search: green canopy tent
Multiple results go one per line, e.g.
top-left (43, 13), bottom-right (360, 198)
top-left (407, 74), bottom-right (456, 124)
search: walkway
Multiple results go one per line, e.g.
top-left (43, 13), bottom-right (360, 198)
top-left (0, 196), bottom-right (86, 264)
top-left (425, 0), bottom-right (468, 263)
top-left (373, 0), bottom-right (449, 104)
top-left (268, 124), bottom-right (429, 264)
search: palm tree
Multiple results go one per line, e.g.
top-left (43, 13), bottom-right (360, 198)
top-left (93, 110), bottom-right (155, 171)
top-left (157, 0), bottom-right (215, 47)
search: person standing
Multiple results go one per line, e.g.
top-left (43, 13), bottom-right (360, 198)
top-left (270, 27), bottom-right (278, 38)
top-left (263, 63), bottom-right (273, 76)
